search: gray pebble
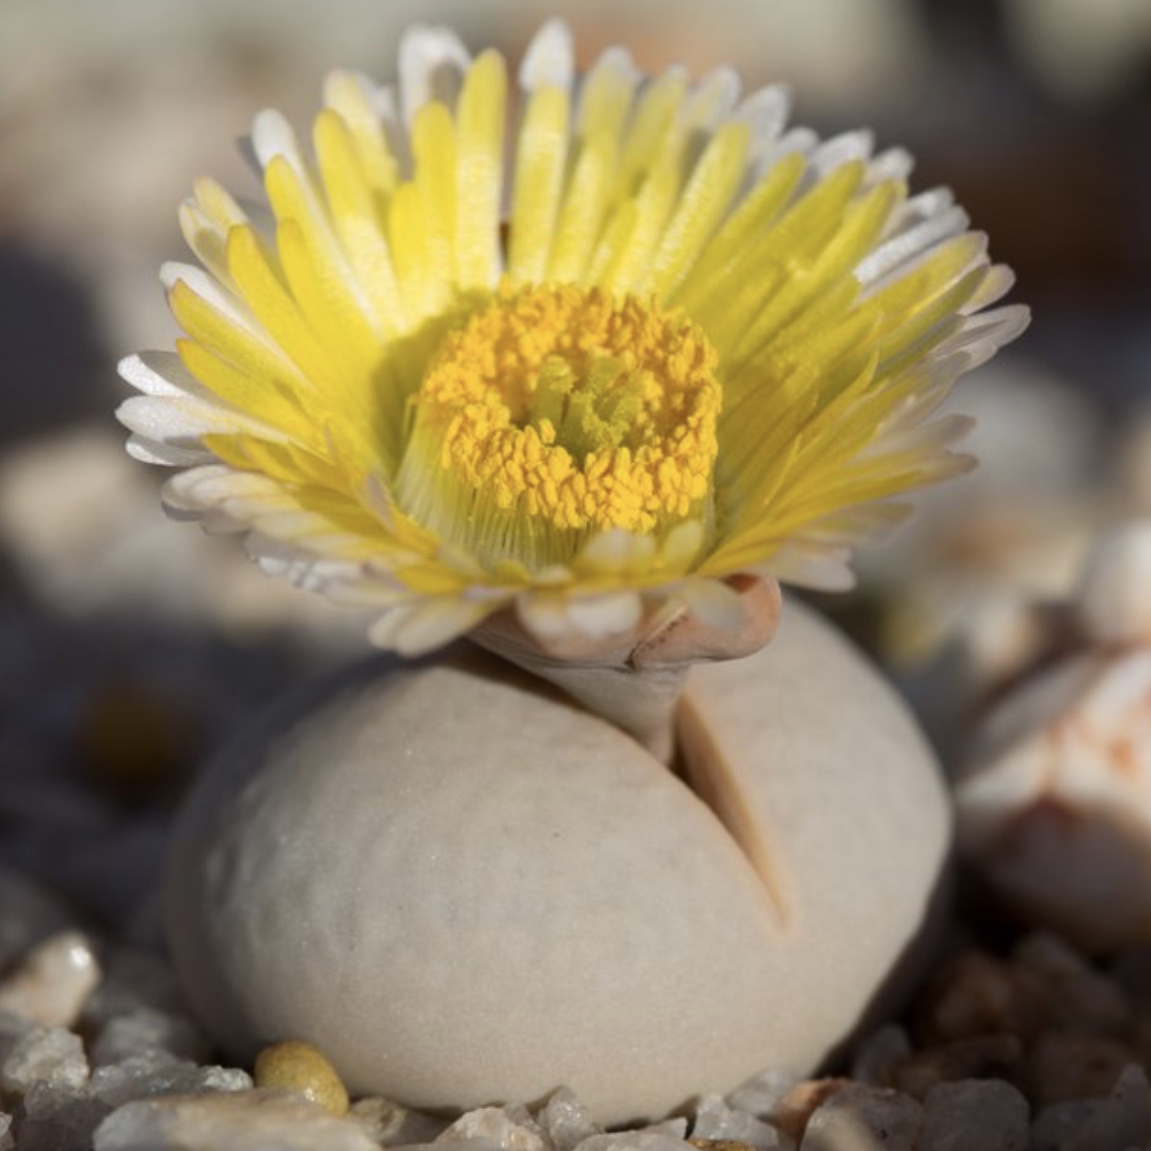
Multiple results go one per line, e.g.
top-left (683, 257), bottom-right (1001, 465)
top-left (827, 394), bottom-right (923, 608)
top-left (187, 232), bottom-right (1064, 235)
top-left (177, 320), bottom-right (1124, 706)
top-left (915, 1080), bottom-right (1029, 1151)
top-left (850, 1027), bottom-right (913, 1087)
top-left (727, 1069), bottom-right (805, 1120)
top-left (1013, 934), bottom-right (1130, 1036)
top-left (891, 1036), bottom-right (1021, 1099)
top-left (1065, 1063), bottom-right (1151, 1151)
top-left (801, 1084), bottom-right (920, 1151)
top-left (1031, 1099), bottom-right (1099, 1151)
top-left (540, 1088), bottom-right (600, 1151)
top-left (16, 1082), bottom-right (112, 1151)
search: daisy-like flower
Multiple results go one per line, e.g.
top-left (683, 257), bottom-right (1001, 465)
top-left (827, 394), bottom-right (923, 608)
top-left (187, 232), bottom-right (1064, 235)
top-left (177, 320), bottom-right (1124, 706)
top-left (118, 20), bottom-right (1028, 656)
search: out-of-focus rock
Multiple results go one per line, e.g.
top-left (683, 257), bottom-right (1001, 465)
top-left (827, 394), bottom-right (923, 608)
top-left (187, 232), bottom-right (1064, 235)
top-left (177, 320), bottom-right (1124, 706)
top-left (800, 1083), bottom-right (920, 1150)
top-left (955, 519), bottom-right (1151, 951)
top-left (0, 931), bottom-right (99, 1028)
top-left (915, 1080), bottom-right (1029, 1151)
top-left (0, 424), bottom-right (370, 652)
top-left (1004, 0), bottom-right (1151, 102)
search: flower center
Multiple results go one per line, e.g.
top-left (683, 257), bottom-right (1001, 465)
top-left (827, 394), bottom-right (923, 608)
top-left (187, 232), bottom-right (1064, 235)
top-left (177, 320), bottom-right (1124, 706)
top-left (397, 284), bottom-right (721, 567)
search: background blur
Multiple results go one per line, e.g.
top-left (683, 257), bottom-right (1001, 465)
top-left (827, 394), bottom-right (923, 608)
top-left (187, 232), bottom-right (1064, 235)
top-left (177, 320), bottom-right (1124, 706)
top-left (0, 0), bottom-right (1149, 925)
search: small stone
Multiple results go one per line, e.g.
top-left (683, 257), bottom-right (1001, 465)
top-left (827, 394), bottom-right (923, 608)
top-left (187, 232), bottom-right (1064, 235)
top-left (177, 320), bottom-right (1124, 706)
top-left (1012, 933), bottom-right (1129, 1036)
top-left (689, 1141), bottom-right (758, 1151)
top-left (16, 1083), bottom-right (112, 1151)
top-left (850, 1026), bottom-right (913, 1087)
top-left (1023, 1032), bottom-right (1138, 1107)
top-left (1031, 1099), bottom-right (1099, 1151)
top-left (437, 1105), bottom-right (548, 1151)
top-left (916, 1080), bottom-right (1029, 1151)
top-left (254, 1040), bottom-right (349, 1116)
top-left (0, 1024), bottom-right (88, 1095)
top-left (576, 1134), bottom-right (696, 1151)
top-left (91, 1088), bottom-right (380, 1150)
top-left (691, 1093), bottom-right (781, 1148)
top-left (0, 930), bottom-right (100, 1028)
top-left (918, 951), bottom-right (1050, 1043)
top-left (539, 1087), bottom-right (600, 1151)
top-left (890, 1036), bottom-right (1021, 1100)
top-left (89, 1054), bottom-right (251, 1108)
top-left (1065, 1063), bottom-right (1151, 1151)
top-left (0, 1112), bottom-right (12, 1151)
top-left (774, 1079), bottom-right (849, 1143)
top-left (726, 1068), bottom-right (804, 1119)
top-left (347, 1096), bottom-right (444, 1145)
top-left (802, 1084), bottom-right (920, 1151)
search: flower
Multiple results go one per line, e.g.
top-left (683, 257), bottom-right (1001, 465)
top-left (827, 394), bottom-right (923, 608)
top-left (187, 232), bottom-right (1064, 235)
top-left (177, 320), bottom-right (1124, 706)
top-left (118, 20), bottom-right (1028, 656)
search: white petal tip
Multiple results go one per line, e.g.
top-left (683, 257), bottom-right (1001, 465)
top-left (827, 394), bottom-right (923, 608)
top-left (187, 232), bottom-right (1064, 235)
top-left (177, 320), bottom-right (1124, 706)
top-left (520, 19), bottom-right (574, 92)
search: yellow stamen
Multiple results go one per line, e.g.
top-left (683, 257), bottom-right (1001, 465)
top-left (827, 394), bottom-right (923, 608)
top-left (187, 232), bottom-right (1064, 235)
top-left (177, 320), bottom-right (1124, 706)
top-left (396, 284), bottom-right (721, 568)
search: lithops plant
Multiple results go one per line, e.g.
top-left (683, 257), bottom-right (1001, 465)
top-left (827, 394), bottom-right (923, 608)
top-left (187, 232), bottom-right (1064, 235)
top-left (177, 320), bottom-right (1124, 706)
top-left (165, 599), bottom-right (950, 1123)
top-left (117, 14), bottom-right (1027, 1126)
top-left (955, 521), bottom-right (1151, 952)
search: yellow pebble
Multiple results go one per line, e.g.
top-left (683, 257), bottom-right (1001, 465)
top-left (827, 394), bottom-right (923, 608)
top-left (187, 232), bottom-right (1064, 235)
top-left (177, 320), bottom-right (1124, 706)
top-left (254, 1039), bottom-right (350, 1115)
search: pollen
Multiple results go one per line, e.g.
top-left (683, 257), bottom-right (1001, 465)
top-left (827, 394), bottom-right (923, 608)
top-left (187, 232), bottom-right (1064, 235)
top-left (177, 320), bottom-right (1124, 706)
top-left (398, 284), bottom-right (721, 565)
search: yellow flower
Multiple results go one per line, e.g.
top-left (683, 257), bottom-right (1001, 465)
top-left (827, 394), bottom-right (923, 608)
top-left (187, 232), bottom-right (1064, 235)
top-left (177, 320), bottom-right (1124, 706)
top-left (119, 20), bottom-right (1028, 655)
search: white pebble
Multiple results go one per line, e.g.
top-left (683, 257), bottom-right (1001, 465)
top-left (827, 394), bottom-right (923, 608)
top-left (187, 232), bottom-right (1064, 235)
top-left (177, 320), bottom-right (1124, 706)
top-left (346, 1097), bottom-right (444, 1146)
top-left (0, 1025), bottom-right (89, 1096)
top-left (726, 1067), bottom-right (804, 1118)
top-left (0, 930), bottom-right (100, 1028)
top-left (955, 647), bottom-right (1151, 950)
top-left (92, 1089), bottom-right (380, 1151)
top-left (437, 1106), bottom-right (548, 1151)
top-left (692, 1093), bottom-right (782, 1148)
top-left (539, 1088), bottom-right (599, 1151)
